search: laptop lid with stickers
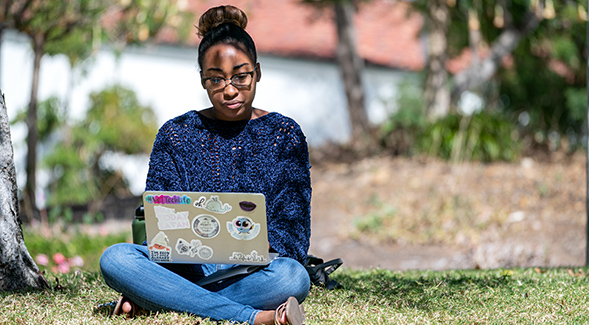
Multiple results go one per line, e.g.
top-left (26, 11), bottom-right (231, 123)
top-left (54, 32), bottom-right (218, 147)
top-left (142, 191), bottom-right (269, 265)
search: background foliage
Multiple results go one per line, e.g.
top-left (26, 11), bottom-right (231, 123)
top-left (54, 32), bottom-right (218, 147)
top-left (12, 85), bottom-right (158, 210)
top-left (44, 85), bottom-right (158, 207)
top-left (492, 2), bottom-right (584, 152)
top-left (24, 228), bottom-right (129, 273)
top-left (4, 0), bottom-right (588, 221)
top-left (379, 0), bottom-right (587, 161)
top-left (418, 111), bottom-right (520, 162)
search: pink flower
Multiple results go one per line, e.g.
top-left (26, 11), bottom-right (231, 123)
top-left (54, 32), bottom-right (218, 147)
top-left (57, 263), bottom-right (70, 274)
top-left (35, 254), bottom-right (49, 266)
top-left (70, 256), bottom-right (84, 268)
top-left (99, 225), bottom-right (109, 237)
top-left (53, 252), bottom-right (66, 265)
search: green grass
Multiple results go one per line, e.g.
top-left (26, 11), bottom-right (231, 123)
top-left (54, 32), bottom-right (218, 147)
top-left (14, 227), bottom-right (589, 324)
top-left (23, 226), bottom-right (131, 273)
top-left (2, 267), bottom-right (589, 324)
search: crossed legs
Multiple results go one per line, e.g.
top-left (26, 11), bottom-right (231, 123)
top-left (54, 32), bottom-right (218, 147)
top-left (100, 243), bottom-right (310, 324)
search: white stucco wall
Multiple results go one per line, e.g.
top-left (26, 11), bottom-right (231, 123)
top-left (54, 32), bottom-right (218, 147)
top-left (1, 30), bottom-right (414, 197)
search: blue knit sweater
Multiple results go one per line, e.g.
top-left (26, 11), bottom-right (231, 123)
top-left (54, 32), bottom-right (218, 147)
top-left (145, 111), bottom-right (311, 264)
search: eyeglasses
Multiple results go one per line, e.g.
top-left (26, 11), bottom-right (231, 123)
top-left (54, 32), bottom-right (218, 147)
top-left (202, 66), bottom-right (258, 91)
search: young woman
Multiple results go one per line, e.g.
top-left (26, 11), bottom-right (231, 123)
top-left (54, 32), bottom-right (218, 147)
top-left (99, 5), bottom-right (311, 325)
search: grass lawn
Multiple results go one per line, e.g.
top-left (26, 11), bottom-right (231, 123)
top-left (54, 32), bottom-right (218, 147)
top-left (1, 266), bottom-right (589, 324)
top-left (7, 226), bottom-right (589, 324)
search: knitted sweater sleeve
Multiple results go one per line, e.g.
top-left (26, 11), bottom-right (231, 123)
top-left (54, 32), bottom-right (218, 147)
top-left (145, 122), bottom-right (186, 191)
top-left (266, 121), bottom-right (312, 264)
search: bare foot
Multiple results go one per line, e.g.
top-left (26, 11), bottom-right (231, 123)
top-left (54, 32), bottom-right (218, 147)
top-left (121, 300), bottom-right (133, 314)
top-left (113, 295), bottom-right (138, 318)
top-left (253, 310), bottom-right (278, 325)
top-left (253, 309), bottom-right (290, 324)
top-left (254, 297), bottom-right (303, 325)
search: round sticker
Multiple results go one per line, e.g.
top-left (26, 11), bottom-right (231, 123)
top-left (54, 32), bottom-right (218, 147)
top-left (197, 246), bottom-right (213, 260)
top-left (227, 216), bottom-right (261, 240)
top-left (192, 214), bottom-right (220, 239)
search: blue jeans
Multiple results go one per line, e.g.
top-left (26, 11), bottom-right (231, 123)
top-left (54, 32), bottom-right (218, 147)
top-left (100, 243), bottom-right (310, 324)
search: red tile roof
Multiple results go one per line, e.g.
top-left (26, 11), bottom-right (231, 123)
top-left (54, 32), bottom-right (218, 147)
top-left (159, 0), bottom-right (425, 71)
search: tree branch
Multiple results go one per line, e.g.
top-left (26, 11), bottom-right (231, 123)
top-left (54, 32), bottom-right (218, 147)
top-left (13, 0), bottom-right (33, 27)
top-left (450, 11), bottom-right (542, 102)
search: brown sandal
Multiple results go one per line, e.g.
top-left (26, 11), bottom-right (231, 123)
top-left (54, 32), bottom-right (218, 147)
top-left (274, 296), bottom-right (305, 325)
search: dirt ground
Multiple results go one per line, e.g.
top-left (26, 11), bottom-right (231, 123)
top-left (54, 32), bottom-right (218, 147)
top-left (307, 152), bottom-right (587, 271)
top-left (80, 151), bottom-right (587, 272)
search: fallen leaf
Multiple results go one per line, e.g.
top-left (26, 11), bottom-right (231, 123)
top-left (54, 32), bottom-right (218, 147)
top-left (567, 268), bottom-right (582, 277)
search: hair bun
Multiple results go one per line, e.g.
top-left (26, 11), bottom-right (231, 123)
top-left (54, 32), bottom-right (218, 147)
top-left (197, 5), bottom-right (248, 38)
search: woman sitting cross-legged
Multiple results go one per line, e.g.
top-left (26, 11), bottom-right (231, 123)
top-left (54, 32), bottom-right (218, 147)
top-left (99, 5), bottom-right (312, 325)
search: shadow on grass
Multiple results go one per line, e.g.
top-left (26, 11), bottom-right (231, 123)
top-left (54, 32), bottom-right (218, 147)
top-left (327, 268), bottom-right (518, 311)
top-left (0, 271), bottom-right (105, 299)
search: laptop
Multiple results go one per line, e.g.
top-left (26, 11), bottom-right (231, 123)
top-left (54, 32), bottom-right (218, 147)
top-left (142, 191), bottom-right (271, 265)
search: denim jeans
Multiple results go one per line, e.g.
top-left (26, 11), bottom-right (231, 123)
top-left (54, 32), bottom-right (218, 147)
top-left (100, 243), bottom-right (310, 324)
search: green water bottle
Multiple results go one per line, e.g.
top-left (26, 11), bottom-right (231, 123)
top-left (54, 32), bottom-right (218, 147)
top-left (132, 205), bottom-right (146, 245)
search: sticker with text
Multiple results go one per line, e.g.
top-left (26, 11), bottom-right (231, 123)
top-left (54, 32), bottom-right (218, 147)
top-left (192, 214), bottom-right (221, 239)
top-left (153, 206), bottom-right (190, 230)
top-left (145, 194), bottom-right (191, 205)
top-left (226, 216), bottom-right (260, 240)
top-left (175, 238), bottom-right (214, 260)
top-left (229, 250), bottom-right (267, 263)
top-left (193, 195), bottom-right (232, 214)
top-left (149, 231), bottom-right (172, 262)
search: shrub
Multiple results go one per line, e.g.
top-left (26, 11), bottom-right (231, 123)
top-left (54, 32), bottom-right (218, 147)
top-left (24, 227), bottom-right (130, 273)
top-left (418, 111), bottom-right (520, 162)
top-left (379, 79), bottom-right (427, 155)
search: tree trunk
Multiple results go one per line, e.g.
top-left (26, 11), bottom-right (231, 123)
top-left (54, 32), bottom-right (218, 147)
top-left (334, 1), bottom-right (370, 143)
top-left (24, 35), bottom-right (44, 221)
top-left (450, 11), bottom-right (541, 103)
top-left (0, 28), bottom-right (4, 89)
top-left (424, 0), bottom-right (450, 120)
top-left (0, 90), bottom-right (49, 291)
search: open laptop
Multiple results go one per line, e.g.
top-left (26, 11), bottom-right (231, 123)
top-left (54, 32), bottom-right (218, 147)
top-left (142, 191), bottom-right (271, 265)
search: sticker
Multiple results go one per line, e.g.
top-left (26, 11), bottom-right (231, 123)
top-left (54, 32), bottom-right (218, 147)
top-left (229, 250), bottom-right (267, 263)
top-left (239, 201), bottom-right (257, 212)
top-left (175, 238), bottom-right (213, 260)
top-left (189, 239), bottom-right (202, 257)
top-left (149, 231), bottom-right (172, 262)
top-left (226, 216), bottom-right (260, 240)
top-left (145, 194), bottom-right (191, 205)
top-left (153, 206), bottom-right (190, 230)
top-left (192, 214), bottom-right (220, 239)
top-left (194, 195), bottom-right (232, 214)
top-left (175, 238), bottom-right (193, 256)
top-left (197, 246), bottom-right (214, 260)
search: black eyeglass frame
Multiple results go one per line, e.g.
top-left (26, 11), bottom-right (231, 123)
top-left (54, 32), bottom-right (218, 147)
top-left (201, 65), bottom-right (258, 91)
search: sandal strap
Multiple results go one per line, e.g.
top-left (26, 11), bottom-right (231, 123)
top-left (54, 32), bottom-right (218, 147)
top-left (93, 300), bottom-right (118, 316)
top-left (274, 296), bottom-right (305, 325)
top-left (274, 302), bottom-right (287, 325)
